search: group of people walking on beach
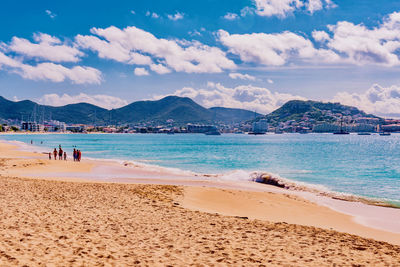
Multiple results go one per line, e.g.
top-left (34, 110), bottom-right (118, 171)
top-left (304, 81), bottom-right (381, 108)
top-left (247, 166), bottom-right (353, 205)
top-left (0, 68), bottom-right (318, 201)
top-left (48, 145), bottom-right (82, 162)
top-left (73, 148), bottom-right (82, 162)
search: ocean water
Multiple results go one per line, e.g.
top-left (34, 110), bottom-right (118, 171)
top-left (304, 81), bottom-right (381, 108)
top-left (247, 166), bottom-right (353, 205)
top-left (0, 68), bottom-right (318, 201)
top-left (1, 133), bottom-right (400, 204)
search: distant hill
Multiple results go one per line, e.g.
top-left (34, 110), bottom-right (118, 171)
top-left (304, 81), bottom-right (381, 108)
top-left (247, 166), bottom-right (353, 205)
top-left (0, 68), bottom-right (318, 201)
top-left (0, 96), bottom-right (261, 125)
top-left (112, 96), bottom-right (212, 124)
top-left (0, 96), bottom-right (109, 125)
top-left (262, 100), bottom-right (383, 125)
top-left (209, 107), bottom-right (262, 123)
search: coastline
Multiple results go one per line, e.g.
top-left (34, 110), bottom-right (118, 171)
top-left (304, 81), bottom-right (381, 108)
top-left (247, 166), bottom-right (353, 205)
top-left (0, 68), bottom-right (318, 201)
top-left (3, 132), bottom-right (399, 209)
top-left (1, 139), bottom-right (400, 246)
top-left (6, 133), bottom-right (400, 208)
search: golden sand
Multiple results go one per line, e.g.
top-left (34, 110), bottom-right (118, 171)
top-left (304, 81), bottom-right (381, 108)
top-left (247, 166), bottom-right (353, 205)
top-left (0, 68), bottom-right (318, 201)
top-left (0, 141), bottom-right (400, 265)
top-left (0, 176), bottom-right (399, 266)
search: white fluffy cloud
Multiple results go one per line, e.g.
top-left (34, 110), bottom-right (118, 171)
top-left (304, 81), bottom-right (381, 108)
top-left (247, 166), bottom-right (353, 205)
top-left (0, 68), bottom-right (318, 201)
top-left (76, 26), bottom-right (236, 74)
top-left (167, 12), bottom-right (184, 21)
top-left (252, 0), bottom-right (336, 18)
top-left (0, 33), bottom-right (101, 84)
top-left (311, 30), bottom-right (330, 42)
top-left (306, 0), bottom-right (323, 14)
top-left (20, 63), bottom-right (101, 84)
top-left (134, 67), bottom-right (149, 76)
top-left (162, 82), bottom-right (305, 114)
top-left (253, 0), bottom-right (303, 17)
top-left (223, 13), bottom-right (239, 20)
top-left (37, 93), bottom-right (128, 109)
top-left (333, 84), bottom-right (400, 117)
top-left (324, 0), bottom-right (337, 9)
top-left (146, 11), bottom-right (159, 18)
top-left (45, 10), bottom-right (56, 19)
top-left (218, 29), bottom-right (339, 66)
top-left (229, 72), bottom-right (256, 81)
top-left (8, 33), bottom-right (83, 62)
top-left (218, 11), bottom-right (400, 67)
top-left (150, 64), bottom-right (171, 74)
top-left (313, 12), bottom-right (400, 66)
top-left (75, 34), bottom-right (152, 65)
top-left (0, 51), bottom-right (101, 84)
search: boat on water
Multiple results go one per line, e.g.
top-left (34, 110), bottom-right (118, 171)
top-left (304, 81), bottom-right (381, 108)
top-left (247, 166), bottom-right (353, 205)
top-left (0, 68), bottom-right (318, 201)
top-left (333, 116), bottom-right (350, 135)
top-left (248, 131), bottom-right (266, 135)
top-left (376, 125), bottom-right (391, 136)
top-left (204, 130), bottom-right (221, 135)
top-left (357, 132), bottom-right (371, 135)
top-left (334, 130), bottom-right (350, 135)
top-left (298, 129), bottom-right (309, 134)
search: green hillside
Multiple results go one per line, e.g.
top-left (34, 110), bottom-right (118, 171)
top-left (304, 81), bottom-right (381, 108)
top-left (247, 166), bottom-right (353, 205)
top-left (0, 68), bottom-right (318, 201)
top-left (0, 96), bottom-right (260, 125)
top-left (209, 107), bottom-right (262, 123)
top-left (112, 96), bottom-right (213, 124)
top-left (0, 96), bottom-right (109, 124)
top-left (263, 100), bottom-right (383, 125)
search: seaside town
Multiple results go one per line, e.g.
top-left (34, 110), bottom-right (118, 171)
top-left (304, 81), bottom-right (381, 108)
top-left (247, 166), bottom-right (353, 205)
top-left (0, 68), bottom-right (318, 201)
top-left (1, 112), bottom-right (399, 134)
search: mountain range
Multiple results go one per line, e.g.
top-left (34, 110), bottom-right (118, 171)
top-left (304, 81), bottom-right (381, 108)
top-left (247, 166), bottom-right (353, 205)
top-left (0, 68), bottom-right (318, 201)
top-left (0, 96), bottom-right (261, 125)
top-left (0, 96), bottom-right (384, 126)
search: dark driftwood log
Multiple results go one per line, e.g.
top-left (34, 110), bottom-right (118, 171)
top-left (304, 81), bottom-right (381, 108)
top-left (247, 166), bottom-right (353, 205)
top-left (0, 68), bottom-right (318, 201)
top-left (254, 174), bottom-right (285, 188)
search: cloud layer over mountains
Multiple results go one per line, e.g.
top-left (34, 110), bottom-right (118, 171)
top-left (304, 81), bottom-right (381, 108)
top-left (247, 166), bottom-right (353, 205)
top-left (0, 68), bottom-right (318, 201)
top-left (2, 2), bottom-right (400, 117)
top-left (2, 11), bottom-right (400, 84)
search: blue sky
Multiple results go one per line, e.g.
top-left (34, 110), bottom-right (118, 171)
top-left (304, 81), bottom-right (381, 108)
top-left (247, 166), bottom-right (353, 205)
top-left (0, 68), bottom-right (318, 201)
top-left (2, 0), bottom-right (400, 116)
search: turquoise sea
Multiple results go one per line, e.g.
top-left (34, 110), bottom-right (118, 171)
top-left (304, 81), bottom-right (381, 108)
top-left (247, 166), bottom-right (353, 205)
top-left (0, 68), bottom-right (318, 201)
top-left (1, 133), bottom-right (400, 204)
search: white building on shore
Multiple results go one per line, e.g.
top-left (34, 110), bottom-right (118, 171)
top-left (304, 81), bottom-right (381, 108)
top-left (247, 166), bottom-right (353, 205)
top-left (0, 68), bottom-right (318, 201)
top-left (252, 119), bottom-right (268, 133)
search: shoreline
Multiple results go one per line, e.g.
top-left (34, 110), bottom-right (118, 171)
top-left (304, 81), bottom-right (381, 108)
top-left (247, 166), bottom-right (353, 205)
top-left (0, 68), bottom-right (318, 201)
top-left (5, 135), bottom-right (400, 209)
top-left (1, 139), bottom-right (400, 245)
top-left (6, 136), bottom-right (400, 210)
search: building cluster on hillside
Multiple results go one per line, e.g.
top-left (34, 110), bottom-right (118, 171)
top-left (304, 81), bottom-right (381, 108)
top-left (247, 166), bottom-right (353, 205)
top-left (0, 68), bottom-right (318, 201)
top-left (267, 110), bottom-right (390, 133)
top-left (311, 115), bottom-right (382, 133)
top-left (1, 109), bottom-right (400, 134)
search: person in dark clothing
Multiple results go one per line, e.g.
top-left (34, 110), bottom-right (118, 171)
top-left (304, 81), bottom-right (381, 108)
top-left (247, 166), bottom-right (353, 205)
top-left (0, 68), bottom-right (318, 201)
top-left (59, 147), bottom-right (63, 160)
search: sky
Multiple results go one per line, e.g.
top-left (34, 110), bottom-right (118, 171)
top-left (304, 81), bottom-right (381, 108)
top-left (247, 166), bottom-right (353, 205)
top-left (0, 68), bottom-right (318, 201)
top-left (2, 0), bottom-right (400, 116)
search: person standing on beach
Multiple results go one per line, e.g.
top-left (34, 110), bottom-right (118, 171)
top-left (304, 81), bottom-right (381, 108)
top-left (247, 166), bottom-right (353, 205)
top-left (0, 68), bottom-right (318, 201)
top-left (48, 152), bottom-right (51, 160)
top-left (59, 147), bottom-right (63, 160)
top-left (53, 148), bottom-right (57, 160)
top-left (78, 150), bottom-right (81, 162)
top-left (63, 152), bottom-right (67, 161)
top-left (73, 149), bottom-right (76, 162)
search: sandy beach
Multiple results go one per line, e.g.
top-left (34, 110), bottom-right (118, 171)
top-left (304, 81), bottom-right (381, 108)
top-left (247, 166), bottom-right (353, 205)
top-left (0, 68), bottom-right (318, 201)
top-left (0, 141), bottom-right (399, 265)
